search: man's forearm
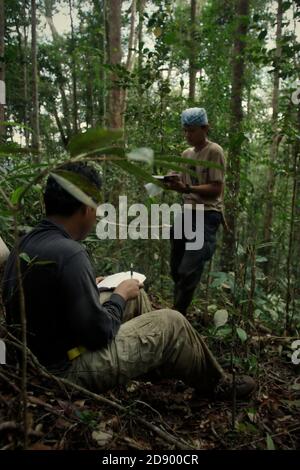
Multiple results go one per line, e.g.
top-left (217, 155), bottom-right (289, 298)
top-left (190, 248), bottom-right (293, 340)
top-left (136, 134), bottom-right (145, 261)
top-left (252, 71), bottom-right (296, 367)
top-left (183, 183), bottom-right (222, 197)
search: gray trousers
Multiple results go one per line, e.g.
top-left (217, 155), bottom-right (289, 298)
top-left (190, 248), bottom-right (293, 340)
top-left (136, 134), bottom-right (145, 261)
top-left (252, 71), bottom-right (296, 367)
top-left (66, 289), bottom-right (224, 394)
top-left (171, 210), bottom-right (222, 315)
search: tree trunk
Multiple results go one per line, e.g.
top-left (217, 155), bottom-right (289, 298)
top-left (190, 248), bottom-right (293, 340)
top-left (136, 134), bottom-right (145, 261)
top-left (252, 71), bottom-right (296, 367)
top-left (101, 0), bottom-right (107, 126)
top-left (86, 56), bottom-right (95, 128)
top-left (0, 0), bottom-right (5, 142)
top-left (292, 141), bottom-right (300, 327)
top-left (68, 0), bottom-right (79, 133)
top-left (52, 104), bottom-right (68, 147)
top-left (263, 0), bottom-right (283, 277)
top-left (107, 0), bottom-right (123, 128)
top-left (286, 104), bottom-right (300, 331)
top-left (31, 0), bottom-right (40, 160)
top-left (189, 0), bottom-right (197, 102)
top-left (138, 0), bottom-right (145, 92)
top-left (45, 0), bottom-right (72, 143)
top-left (122, 0), bottom-right (137, 130)
top-left (23, 1), bottom-right (30, 147)
top-left (221, 0), bottom-right (249, 272)
top-left (126, 0), bottom-right (137, 71)
top-left (93, 0), bottom-right (107, 126)
top-left (44, 0), bottom-right (59, 40)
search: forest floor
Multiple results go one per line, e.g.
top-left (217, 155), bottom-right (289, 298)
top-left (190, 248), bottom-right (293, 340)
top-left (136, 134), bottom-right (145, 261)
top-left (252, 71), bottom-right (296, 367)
top-left (0, 292), bottom-right (300, 451)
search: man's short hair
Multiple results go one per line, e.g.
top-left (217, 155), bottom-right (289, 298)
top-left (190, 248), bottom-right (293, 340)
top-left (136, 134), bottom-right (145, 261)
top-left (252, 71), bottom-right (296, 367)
top-left (44, 162), bottom-right (102, 217)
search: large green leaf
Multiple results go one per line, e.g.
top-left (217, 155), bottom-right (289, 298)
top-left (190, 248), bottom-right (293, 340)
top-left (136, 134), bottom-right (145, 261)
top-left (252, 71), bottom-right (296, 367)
top-left (214, 309), bottom-right (229, 328)
top-left (0, 143), bottom-right (37, 157)
top-left (11, 186), bottom-right (24, 205)
top-left (155, 155), bottom-right (223, 170)
top-left (54, 170), bottom-right (102, 203)
top-left (73, 146), bottom-right (126, 161)
top-left (19, 252), bottom-right (31, 263)
top-left (236, 327), bottom-right (248, 343)
top-left (0, 121), bottom-right (33, 133)
top-left (215, 326), bottom-right (231, 338)
top-left (50, 172), bottom-right (98, 209)
top-left (68, 128), bottom-right (124, 157)
top-left (154, 161), bottom-right (199, 179)
top-left (266, 434), bottom-right (275, 450)
top-left (112, 160), bottom-right (165, 187)
top-left (127, 148), bottom-right (154, 165)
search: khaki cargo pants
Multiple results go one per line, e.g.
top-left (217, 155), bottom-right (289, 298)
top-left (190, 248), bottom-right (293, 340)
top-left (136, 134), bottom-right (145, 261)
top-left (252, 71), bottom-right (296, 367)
top-left (66, 289), bottom-right (224, 393)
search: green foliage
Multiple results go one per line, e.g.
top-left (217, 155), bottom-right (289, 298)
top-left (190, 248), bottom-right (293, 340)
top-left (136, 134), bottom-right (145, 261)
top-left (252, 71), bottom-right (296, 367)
top-left (68, 128), bottom-right (124, 157)
top-left (1, 0), bottom-right (299, 337)
top-left (50, 172), bottom-right (98, 209)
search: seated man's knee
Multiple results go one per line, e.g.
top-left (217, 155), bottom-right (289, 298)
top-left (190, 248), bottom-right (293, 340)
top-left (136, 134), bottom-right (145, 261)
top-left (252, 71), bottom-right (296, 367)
top-left (162, 308), bottom-right (186, 324)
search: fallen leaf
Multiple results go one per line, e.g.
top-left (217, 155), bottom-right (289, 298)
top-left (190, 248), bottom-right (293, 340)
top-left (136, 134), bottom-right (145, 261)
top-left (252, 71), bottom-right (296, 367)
top-left (266, 433), bottom-right (276, 450)
top-left (214, 309), bottom-right (228, 328)
top-left (92, 429), bottom-right (113, 447)
top-left (35, 423), bottom-right (43, 433)
top-left (74, 400), bottom-right (86, 408)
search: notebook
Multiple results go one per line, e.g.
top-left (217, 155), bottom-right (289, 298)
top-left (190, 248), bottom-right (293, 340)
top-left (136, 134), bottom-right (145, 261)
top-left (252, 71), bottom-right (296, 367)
top-left (152, 174), bottom-right (180, 182)
top-left (97, 271), bottom-right (146, 290)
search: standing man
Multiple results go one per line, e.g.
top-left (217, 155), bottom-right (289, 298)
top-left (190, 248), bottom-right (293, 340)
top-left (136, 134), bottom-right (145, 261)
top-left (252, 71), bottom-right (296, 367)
top-left (166, 107), bottom-right (226, 316)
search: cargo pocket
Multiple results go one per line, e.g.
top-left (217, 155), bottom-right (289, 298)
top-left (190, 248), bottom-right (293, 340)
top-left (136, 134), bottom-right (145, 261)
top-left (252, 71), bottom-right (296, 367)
top-left (117, 335), bottom-right (140, 365)
top-left (138, 333), bottom-right (160, 364)
top-left (116, 331), bottom-right (160, 380)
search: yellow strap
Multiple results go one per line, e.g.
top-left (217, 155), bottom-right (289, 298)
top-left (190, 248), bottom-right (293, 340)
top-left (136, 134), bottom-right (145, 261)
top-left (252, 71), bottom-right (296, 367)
top-left (67, 346), bottom-right (86, 361)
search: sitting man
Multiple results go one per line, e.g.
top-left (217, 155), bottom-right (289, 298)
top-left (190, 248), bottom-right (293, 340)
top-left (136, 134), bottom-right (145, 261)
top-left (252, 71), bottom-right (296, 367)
top-left (2, 162), bottom-right (255, 399)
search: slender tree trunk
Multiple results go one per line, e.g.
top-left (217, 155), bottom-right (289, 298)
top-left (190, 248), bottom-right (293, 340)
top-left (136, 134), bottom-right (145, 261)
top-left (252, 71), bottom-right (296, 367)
top-left (122, 0), bottom-right (137, 131)
top-left (0, 0), bottom-right (5, 142)
top-left (263, 0), bottom-right (283, 277)
top-left (189, 0), bottom-right (197, 102)
top-left (16, 5), bottom-right (30, 146)
top-left (248, 244), bottom-right (256, 322)
top-left (101, 0), bottom-right (107, 126)
top-left (126, 0), bottom-right (137, 71)
top-left (31, 0), bottom-right (40, 160)
top-left (44, 0), bottom-right (59, 40)
top-left (107, 0), bottom-right (123, 128)
top-left (45, 0), bottom-right (72, 142)
top-left (292, 149), bottom-right (300, 325)
top-left (91, 0), bottom-right (107, 126)
top-left (55, 67), bottom-right (72, 141)
top-left (23, 1), bottom-right (30, 147)
top-left (86, 58), bottom-right (95, 128)
top-left (138, 0), bottom-right (145, 92)
top-left (286, 105), bottom-right (300, 332)
top-left (221, 0), bottom-right (249, 272)
top-left (52, 104), bottom-right (68, 146)
top-left (68, 0), bottom-right (79, 133)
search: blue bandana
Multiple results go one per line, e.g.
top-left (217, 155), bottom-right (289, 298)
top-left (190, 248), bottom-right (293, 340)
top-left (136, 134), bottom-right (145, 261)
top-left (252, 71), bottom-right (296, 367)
top-left (181, 107), bottom-right (208, 127)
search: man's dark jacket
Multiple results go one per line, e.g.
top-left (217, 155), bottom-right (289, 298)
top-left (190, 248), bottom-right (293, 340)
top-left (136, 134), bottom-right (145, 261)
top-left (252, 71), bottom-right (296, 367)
top-left (2, 219), bottom-right (125, 370)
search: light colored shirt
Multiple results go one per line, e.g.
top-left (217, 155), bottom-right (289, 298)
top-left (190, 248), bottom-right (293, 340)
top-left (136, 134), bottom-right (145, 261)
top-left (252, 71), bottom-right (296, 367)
top-left (180, 141), bottom-right (226, 212)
